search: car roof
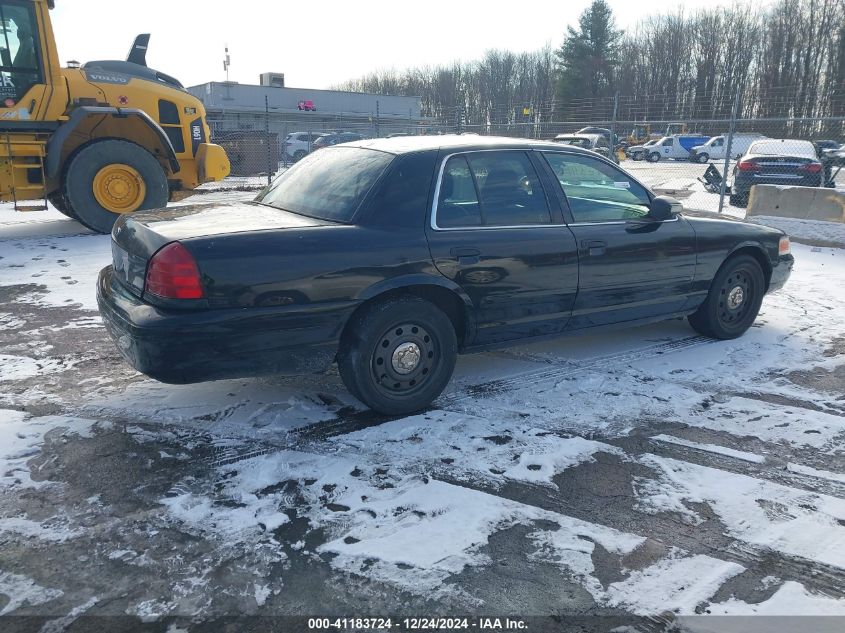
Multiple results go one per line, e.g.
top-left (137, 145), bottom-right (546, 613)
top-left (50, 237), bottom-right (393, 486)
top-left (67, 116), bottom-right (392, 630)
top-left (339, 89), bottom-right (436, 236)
top-left (345, 134), bottom-right (597, 156)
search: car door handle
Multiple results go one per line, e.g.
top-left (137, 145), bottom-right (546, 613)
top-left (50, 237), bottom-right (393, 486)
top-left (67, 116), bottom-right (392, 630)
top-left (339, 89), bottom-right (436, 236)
top-left (450, 247), bottom-right (481, 264)
top-left (581, 240), bottom-right (607, 256)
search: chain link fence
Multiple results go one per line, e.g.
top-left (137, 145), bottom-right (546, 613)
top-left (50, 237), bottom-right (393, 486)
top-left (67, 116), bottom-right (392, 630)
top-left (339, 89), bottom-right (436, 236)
top-left (199, 100), bottom-right (845, 217)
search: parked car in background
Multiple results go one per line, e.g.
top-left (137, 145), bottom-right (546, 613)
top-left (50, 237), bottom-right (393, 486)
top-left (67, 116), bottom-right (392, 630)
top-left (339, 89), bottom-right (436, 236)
top-left (814, 139), bottom-right (840, 157)
top-left (815, 140), bottom-right (844, 188)
top-left (576, 126), bottom-right (619, 147)
top-left (647, 134), bottom-right (711, 161)
top-left (297, 100), bottom-right (317, 111)
top-left (689, 133), bottom-right (768, 163)
top-left (730, 139), bottom-right (823, 205)
top-left (97, 136), bottom-right (793, 415)
top-left (283, 131), bottom-right (327, 161)
top-left (311, 131), bottom-right (366, 150)
top-left (552, 133), bottom-right (611, 158)
top-left (626, 139), bottom-right (659, 161)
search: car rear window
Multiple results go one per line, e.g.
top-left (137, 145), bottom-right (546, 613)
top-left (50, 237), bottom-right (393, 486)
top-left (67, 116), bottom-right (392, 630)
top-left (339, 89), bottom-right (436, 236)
top-left (256, 147), bottom-right (394, 222)
top-left (749, 140), bottom-right (817, 158)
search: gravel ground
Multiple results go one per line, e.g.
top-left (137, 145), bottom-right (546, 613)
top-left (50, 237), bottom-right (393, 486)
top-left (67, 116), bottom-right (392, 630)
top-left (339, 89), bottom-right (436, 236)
top-left (0, 191), bottom-right (843, 632)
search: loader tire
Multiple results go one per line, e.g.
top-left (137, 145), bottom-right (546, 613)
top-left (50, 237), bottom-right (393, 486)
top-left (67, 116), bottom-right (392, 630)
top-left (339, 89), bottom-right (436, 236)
top-left (47, 191), bottom-right (77, 220)
top-left (64, 140), bottom-right (169, 234)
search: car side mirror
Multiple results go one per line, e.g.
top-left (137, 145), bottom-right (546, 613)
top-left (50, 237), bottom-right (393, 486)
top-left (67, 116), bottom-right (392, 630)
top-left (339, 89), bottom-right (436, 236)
top-left (648, 196), bottom-right (681, 221)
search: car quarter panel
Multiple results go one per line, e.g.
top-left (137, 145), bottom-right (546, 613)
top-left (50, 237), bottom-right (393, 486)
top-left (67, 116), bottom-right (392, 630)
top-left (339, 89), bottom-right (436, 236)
top-left (183, 224), bottom-right (442, 309)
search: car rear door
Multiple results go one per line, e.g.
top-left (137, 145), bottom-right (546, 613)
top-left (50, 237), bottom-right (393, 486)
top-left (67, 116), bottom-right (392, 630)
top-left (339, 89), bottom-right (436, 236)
top-left (425, 150), bottom-right (579, 346)
top-left (539, 150), bottom-right (697, 329)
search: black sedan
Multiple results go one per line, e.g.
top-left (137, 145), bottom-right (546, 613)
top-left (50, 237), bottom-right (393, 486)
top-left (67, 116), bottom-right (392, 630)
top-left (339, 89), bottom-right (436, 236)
top-left (730, 138), bottom-right (824, 205)
top-left (97, 136), bottom-right (793, 415)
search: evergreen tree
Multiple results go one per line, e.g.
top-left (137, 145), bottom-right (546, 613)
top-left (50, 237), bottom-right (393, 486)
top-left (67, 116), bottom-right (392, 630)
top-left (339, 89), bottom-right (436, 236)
top-left (555, 0), bottom-right (623, 114)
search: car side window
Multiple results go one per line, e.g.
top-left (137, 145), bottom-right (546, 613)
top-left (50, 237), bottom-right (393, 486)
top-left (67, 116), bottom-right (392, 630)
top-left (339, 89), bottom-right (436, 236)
top-left (436, 151), bottom-right (552, 228)
top-left (662, 138), bottom-right (673, 147)
top-left (466, 151), bottom-right (551, 226)
top-left (542, 152), bottom-right (651, 223)
top-left (436, 155), bottom-right (482, 228)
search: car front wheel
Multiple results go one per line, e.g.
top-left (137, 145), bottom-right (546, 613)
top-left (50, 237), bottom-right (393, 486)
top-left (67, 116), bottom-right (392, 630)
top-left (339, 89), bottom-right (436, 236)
top-left (647, 152), bottom-right (661, 162)
top-left (337, 296), bottom-right (458, 415)
top-left (696, 153), bottom-right (709, 163)
top-left (688, 254), bottom-right (765, 339)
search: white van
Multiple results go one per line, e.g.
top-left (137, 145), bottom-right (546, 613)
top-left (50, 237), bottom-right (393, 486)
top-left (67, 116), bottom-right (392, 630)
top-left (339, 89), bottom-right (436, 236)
top-left (646, 134), bottom-right (711, 161)
top-left (689, 133), bottom-right (768, 163)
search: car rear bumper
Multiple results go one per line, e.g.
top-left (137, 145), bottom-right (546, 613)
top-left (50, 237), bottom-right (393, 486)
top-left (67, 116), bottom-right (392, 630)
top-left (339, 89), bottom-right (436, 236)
top-left (97, 266), bottom-right (356, 384)
top-left (768, 254), bottom-right (794, 293)
top-left (733, 174), bottom-right (823, 196)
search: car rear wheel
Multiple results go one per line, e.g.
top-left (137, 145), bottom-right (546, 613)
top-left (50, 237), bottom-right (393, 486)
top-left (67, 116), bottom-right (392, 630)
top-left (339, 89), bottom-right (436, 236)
top-left (647, 152), bottom-right (661, 162)
top-left (688, 255), bottom-right (765, 340)
top-left (337, 296), bottom-right (457, 415)
top-left (729, 192), bottom-right (747, 207)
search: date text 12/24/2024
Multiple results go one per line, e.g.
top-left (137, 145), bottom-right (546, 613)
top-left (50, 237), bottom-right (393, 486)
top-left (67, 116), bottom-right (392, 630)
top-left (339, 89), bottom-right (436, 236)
top-left (307, 618), bottom-right (528, 630)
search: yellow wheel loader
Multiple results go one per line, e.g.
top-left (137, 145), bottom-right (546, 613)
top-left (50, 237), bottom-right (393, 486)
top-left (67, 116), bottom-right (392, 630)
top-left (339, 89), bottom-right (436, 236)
top-left (0, 0), bottom-right (230, 233)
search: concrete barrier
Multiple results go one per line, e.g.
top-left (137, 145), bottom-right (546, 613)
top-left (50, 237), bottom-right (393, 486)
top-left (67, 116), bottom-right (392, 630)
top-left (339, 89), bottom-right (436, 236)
top-left (747, 185), bottom-right (845, 223)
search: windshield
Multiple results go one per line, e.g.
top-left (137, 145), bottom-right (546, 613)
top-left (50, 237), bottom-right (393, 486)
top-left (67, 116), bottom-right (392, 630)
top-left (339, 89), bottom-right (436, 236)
top-left (256, 147), bottom-right (394, 222)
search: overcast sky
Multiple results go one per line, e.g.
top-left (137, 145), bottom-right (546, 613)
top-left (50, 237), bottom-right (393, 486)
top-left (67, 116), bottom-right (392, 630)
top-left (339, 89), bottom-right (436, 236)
top-left (52, 0), bottom-right (773, 90)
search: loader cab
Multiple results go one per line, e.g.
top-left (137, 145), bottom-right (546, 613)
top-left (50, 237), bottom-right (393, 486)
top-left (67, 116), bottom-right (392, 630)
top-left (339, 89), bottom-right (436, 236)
top-left (0, 2), bottom-right (43, 103)
top-left (0, 0), bottom-right (63, 123)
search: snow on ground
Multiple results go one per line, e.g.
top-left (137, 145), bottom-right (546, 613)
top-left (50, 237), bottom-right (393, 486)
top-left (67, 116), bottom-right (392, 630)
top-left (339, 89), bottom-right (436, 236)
top-left (636, 455), bottom-right (845, 569)
top-left (0, 187), bottom-right (843, 623)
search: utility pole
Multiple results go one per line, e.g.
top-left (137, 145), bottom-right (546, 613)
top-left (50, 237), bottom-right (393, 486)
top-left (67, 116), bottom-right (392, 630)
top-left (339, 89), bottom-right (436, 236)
top-left (223, 45), bottom-right (232, 101)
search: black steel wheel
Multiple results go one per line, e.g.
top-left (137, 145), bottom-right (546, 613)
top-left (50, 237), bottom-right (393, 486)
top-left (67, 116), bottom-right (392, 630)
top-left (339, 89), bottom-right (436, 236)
top-left (337, 296), bottom-right (457, 415)
top-left (688, 254), bottom-right (765, 339)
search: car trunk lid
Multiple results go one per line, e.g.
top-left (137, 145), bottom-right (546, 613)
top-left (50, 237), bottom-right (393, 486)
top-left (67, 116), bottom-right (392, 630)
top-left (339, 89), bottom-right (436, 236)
top-left (110, 201), bottom-right (331, 297)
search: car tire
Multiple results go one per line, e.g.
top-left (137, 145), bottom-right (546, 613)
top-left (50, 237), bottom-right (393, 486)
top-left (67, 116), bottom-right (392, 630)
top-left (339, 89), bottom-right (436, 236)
top-left (688, 254), bottom-right (765, 340)
top-left (696, 153), bottom-right (709, 163)
top-left (337, 296), bottom-right (457, 415)
top-left (631, 152), bottom-right (642, 161)
top-left (729, 192), bottom-right (747, 207)
top-left (293, 150), bottom-right (307, 161)
top-left (64, 140), bottom-right (169, 234)
top-left (647, 152), bottom-right (661, 162)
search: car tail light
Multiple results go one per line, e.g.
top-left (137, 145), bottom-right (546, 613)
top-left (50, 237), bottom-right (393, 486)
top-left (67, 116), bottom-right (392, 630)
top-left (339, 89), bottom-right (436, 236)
top-left (779, 236), bottom-right (791, 255)
top-left (737, 160), bottom-right (760, 172)
top-left (145, 242), bottom-right (204, 299)
top-left (797, 162), bottom-right (822, 173)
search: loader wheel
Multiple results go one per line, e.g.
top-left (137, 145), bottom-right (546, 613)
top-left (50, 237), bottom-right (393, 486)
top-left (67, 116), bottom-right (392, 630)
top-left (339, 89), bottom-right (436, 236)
top-left (47, 192), bottom-right (77, 220)
top-left (64, 140), bottom-right (169, 234)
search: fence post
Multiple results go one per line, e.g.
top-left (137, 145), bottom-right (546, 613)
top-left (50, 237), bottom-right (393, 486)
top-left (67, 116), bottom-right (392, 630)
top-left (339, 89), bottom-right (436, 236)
top-left (375, 100), bottom-right (380, 138)
top-left (264, 95), bottom-right (272, 186)
top-left (610, 92), bottom-right (619, 164)
top-left (718, 90), bottom-right (741, 214)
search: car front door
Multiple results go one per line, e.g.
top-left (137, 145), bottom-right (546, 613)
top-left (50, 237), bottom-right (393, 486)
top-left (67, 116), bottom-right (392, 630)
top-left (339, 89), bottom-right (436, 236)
top-left (539, 151), bottom-right (697, 329)
top-left (425, 150), bottom-right (579, 346)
